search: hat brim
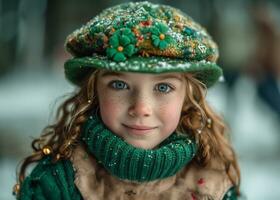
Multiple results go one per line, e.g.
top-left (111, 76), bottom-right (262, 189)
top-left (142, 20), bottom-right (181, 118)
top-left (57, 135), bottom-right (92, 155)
top-left (64, 55), bottom-right (223, 88)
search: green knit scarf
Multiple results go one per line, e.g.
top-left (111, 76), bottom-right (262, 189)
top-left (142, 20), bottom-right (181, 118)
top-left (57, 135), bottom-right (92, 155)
top-left (81, 111), bottom-right (197, 182)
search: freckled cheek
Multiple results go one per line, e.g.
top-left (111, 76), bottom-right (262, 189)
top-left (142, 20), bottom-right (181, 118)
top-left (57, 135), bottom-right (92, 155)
top-left (158, 97), bottom-right (184, 130)
top-left (98, 92), bottom-right (127, 127)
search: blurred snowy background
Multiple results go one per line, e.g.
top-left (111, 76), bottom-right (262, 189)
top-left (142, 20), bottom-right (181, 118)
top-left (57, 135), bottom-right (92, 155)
top-left (1, 0), bottom-right (280, 199)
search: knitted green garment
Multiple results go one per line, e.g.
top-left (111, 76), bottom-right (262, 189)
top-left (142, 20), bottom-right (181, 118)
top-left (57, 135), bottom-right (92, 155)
top-left (17, 157), bottom-right (83, 200)
top-left (81, 111), bottom-right (197, 182)
top-left (16, 111), bottom-right (239, 199)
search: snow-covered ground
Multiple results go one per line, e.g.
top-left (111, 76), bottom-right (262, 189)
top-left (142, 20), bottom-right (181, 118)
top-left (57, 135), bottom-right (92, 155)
top-left (0, 71), bottom-right (279, 199)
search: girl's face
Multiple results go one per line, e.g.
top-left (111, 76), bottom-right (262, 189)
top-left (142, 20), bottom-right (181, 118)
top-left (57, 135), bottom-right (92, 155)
top-left (96, 70), bottom-right (186, 149)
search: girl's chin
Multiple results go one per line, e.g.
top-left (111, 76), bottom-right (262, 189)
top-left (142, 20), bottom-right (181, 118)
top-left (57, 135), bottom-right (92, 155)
top-left (125, 138), bottom-right (158, 150)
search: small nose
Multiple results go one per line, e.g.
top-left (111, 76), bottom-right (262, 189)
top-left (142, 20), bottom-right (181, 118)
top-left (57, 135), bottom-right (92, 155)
top-left (128, 96), bottom-right (152, 117)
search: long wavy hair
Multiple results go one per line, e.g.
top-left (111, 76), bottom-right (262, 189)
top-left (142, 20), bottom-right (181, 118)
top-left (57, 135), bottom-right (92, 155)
top-left (15, 69), bottom-right (240, 195)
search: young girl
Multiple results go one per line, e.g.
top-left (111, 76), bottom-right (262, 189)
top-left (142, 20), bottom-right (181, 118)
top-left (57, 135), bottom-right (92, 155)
top-left (14, 2), bottom-right (240, 199)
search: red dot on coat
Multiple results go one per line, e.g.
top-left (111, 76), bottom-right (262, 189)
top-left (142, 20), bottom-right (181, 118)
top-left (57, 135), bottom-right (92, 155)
top-left (197, 178), bottom-right (205, 185)
top-left (191, 192), bottom-right (197, 200)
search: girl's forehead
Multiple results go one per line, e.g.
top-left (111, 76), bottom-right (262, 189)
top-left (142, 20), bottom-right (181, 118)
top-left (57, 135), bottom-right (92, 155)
top-left (98, 70), bottom-right (185, 81)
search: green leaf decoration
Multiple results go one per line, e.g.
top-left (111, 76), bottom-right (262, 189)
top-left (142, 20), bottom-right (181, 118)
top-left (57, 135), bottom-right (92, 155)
top-left (106, 28), bottom-right (138, 62)
top-left (150, 22), bottom-right (174, 50)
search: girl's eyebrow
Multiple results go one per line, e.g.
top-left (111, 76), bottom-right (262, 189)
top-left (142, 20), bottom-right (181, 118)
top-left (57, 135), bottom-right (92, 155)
top-left (154, 74), bottom-right (183, 82)
top-left (100, 71), bottom-right (125, 78)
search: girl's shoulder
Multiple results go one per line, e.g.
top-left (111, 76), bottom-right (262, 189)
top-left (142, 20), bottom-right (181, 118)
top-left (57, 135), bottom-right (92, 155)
top-left (17, 156), bottom-right (82, 200)
top-left (178, 158), bottom-right (239, 199)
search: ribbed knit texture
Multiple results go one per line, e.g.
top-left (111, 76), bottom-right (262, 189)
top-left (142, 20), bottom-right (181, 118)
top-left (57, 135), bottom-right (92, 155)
top-left (81, 111), bottom-right (197, 182)
top-left (17, 157), bottom-right (82, 200)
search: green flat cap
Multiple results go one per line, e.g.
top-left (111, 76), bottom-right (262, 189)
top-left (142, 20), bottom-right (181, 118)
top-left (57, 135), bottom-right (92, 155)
top-left (64, 1), bottom-right (222, 87)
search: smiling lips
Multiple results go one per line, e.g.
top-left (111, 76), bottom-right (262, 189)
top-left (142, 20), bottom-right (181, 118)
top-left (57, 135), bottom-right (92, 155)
top-left (123, 124), bottom-right (157, 135)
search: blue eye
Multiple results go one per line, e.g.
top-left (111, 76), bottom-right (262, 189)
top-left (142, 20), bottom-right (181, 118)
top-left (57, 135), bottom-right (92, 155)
top-left (155, 83), bottom-right (173, 93)
top-left (109, 80), bottom-right (128, 90)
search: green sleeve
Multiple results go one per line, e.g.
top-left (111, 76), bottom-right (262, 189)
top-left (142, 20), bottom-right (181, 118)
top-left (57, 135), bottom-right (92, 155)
top-left (222, 186), bottom-right (239, 200)
top-left (16, 157), bottom-right (82, 200)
